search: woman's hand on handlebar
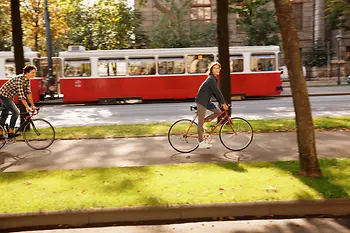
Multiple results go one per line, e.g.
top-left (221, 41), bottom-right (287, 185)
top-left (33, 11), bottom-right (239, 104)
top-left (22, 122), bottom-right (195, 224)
top-left (221, 103), bottom-right (229, 111)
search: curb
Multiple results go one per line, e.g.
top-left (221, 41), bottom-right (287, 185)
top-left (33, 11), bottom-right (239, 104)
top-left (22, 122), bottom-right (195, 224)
top-left (278, 92), bottom-right (350, 98)
top-left (1, 198), bottom-right (349, 231)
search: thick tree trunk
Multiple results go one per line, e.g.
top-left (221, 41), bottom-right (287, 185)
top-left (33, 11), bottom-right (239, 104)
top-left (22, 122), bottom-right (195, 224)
top-left (216, 0), bottom-right (231, 116)
top-left (273, 0), bottom-right (322, 177)
top-left (11, 0), bottom-right (26, 126)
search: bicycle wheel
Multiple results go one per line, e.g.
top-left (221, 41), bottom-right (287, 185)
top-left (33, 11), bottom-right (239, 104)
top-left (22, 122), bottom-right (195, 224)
top-left (168, 119), bottom-right (199, 153)
top-left (219, 117), bottom-right (253, 151)
top-left (23, 119), bottom-right (55, 150)
top-left (0, 125), bottom-right (6, 149)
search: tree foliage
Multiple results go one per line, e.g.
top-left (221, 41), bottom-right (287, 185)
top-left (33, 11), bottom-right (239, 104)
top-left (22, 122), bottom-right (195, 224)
top-left (0, 2), bottom-right (13, 51)
top-left (325, 0), bottom-right (350, 30)
top-left (229, 0), bottom-right (280, 45)
top-left (20, 0), bottom-right (69, 54)
top-left (149, 0), bottom-right (216, 48)
top-left (302, 39), bottom-right (332, 68)
top-left (63, 0), bottom-right (147, 50)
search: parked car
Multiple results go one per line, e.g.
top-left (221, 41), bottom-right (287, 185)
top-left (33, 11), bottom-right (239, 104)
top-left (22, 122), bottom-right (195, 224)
top-left (347, 75), bottom-right (350, 84)
top-left (279, 65), bottom-right (306, 81)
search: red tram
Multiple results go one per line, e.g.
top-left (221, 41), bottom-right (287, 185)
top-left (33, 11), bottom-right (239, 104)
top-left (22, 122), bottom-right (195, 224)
top-left (0, 46), bottom-right (283, 103)
top-left (58, 46), bottom-right (282, 103)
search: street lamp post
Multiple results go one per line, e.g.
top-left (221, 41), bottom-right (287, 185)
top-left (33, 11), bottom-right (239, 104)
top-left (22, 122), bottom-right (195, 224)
top-left (336, 33), bottom-right (343, 85)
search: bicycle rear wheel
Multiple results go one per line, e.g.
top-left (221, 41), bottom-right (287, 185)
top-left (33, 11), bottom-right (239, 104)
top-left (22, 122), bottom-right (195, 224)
top-left (219, 117), bottom-right (253, 151)
top-left (23, 119), bottom-right (55, 150)
top-left (168, 119), bottom-right (199, 153)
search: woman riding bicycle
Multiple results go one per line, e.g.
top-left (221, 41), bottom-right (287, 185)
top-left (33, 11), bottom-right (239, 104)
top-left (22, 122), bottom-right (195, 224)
top-left (195, 62), bottom-right (228, 149)
top-left (0, 65), bottom-right (37, 138)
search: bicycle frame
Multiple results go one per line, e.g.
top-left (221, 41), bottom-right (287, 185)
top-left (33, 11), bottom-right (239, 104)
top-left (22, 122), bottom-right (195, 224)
top-left (185, 108), bottom-right (237, 138)
top-left (14, 110), bottom-right (40, 134)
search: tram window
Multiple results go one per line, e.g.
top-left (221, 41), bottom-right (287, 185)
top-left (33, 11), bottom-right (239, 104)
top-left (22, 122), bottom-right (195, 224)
top-left (128, 58), bottom-right (156, 76)
top-left (5, 59), bottom-right (30, 78)
top-left (158, 57), bottom-right (185, 75)
top-left (230, 55), bottom-right (243, 72)
top-left (251, 54), bottom-right (276, 72)
top-left (187, 54), bottom-right (214, 74)
top-left (98, 58), bottom-right (126, 76)
top-left (33, 58), bottom-right (62, 78)
top-left (64, 59), bottom-right (91, 77)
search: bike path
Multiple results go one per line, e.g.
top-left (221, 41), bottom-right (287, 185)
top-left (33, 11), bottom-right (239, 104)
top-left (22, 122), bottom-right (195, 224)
top-left (0, 131), bottom-right (349, 172)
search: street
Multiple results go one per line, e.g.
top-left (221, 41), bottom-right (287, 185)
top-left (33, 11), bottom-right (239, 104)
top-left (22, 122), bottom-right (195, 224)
top-left (36, 95), bottom-right (350, 127)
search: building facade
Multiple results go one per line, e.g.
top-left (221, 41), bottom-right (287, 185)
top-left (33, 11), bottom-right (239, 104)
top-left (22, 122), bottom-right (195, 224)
top-left (135, 0), bottom-right (350, 77)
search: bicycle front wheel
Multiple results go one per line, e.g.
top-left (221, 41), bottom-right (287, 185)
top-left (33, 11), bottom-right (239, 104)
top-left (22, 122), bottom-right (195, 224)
top-left (168, 119), bottom-right (199, 153)
top-left (23, 119), bottom-right (55, 150)
top-left (0, 125), bottom-right (6, 149)
top-left (219, 117), bottom-right (253, 151)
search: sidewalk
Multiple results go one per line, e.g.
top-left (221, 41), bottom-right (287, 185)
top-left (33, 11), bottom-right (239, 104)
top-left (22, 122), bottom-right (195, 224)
top-left (0, 131), bottom-right (350, 230)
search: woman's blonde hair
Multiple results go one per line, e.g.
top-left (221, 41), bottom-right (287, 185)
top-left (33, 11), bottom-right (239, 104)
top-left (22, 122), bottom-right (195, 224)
top-left (206, 62), bottom-right (221, 75)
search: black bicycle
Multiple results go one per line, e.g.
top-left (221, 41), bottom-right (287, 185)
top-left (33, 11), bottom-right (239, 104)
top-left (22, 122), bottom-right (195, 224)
top-left (0, 107), bottom-right (55, 150)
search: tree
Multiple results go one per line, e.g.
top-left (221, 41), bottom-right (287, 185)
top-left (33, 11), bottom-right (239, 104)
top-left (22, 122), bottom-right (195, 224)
top-left (137, 0), bottom-right (216, 48)
top-left (273, 0), bottom-right (322, 177)
top-left (63, 0), bottom-right (145, 50)
top-left (19, 0), bottom-right (69, 54)
top-left (229, 0), bottom-right (280, 45)
top-left (216, 0), bottom-right (231, 116)
top-left (0, 2), bottom-right (12, 51)
top-left (150, 0), bottom-right (216, 48)
top-left (11, 0), bottom-right (27, 125)
top-left (302, 39), bottom-right (332, 68)
top-left (325, 0), bottom-right (350, 30)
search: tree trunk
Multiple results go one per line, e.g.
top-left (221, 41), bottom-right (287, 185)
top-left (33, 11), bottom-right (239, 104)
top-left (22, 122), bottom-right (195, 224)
top-left (216, 0), bottom-right (231, 116)
top-left (273, 0), bottom-right (322, 177)
top-left (11, 0), bottom-right (26, 126)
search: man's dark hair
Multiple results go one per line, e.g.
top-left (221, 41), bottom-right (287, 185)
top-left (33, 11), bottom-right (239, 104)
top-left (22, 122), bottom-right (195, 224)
top-left (23, 65), bottom-right (37, 74)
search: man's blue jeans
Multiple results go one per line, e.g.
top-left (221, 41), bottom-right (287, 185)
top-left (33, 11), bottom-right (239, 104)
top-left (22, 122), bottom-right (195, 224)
top-left (0, 96), bottom-right (20, 129)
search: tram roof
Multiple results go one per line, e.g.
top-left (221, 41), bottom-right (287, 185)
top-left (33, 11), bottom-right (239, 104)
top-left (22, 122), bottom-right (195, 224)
top-left (58, 46), bottom-right (280, 58)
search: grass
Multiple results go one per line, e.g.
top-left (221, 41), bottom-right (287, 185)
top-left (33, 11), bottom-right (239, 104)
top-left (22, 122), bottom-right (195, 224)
top-left (0, 158), bottom-right (349, 213)
top-left (21, 116), bottom-right (350, 139)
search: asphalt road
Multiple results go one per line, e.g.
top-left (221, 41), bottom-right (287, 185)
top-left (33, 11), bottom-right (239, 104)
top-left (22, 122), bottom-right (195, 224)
top-left (34, 95), bottom-right (350, 127)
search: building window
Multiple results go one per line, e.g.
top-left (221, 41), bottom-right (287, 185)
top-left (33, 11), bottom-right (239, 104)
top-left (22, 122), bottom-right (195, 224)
top-left (191, 0), bottom-right (211, 21)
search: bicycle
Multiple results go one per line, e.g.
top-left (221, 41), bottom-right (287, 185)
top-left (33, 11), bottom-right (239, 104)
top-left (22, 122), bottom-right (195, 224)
top-left (168, 105), bottom-right (253, 153)
top-left (0, 107), bottom-right (55, 150)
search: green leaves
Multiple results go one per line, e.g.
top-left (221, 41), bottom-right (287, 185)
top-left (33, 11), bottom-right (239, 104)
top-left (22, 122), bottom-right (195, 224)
top-left (229, 0), bottom-right (280, 46)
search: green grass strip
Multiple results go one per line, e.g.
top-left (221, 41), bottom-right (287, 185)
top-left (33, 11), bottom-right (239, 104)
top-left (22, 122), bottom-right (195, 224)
top-left (50, 116), bottom-right (350, 139)
top-left (1, 158), bottom-right (349, 213)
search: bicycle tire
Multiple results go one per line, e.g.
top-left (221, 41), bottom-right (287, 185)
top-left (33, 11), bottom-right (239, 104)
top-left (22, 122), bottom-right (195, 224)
top-left (219, 117), bottom-right (253, 151)
top-left (168, 119), bottom-right (199, 153)
top-left (0, 125), bottom-right (6, 149)
top-left (23, 118), bottom-right (55, 150)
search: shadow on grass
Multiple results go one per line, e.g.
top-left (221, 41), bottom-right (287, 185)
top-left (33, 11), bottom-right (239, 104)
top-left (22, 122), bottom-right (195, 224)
top-left (237, 158), bottom-right (349, 199)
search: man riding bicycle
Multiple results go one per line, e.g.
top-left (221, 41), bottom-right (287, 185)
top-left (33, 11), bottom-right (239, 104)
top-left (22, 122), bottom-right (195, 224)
top-left (0, 65), bottom-right (37, 138)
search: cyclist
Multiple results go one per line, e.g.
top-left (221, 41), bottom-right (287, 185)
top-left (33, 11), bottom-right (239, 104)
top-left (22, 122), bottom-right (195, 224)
top-left (195, 62), bottom-right (229, 149)
top-left (0, 65), bottom-right (37, 138)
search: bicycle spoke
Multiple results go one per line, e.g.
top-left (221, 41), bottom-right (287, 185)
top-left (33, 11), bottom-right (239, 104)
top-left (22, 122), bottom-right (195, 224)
top-left (23, 119), bottom-right (55, 150)
top-left (220, 117), bottom-right (253, 151)
top-left (168, 119), bottom-right (199, 153)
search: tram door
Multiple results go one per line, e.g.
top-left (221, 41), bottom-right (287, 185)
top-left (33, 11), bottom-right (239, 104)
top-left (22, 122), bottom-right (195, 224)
top-left (33, 57), bottom-right (62, 100)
